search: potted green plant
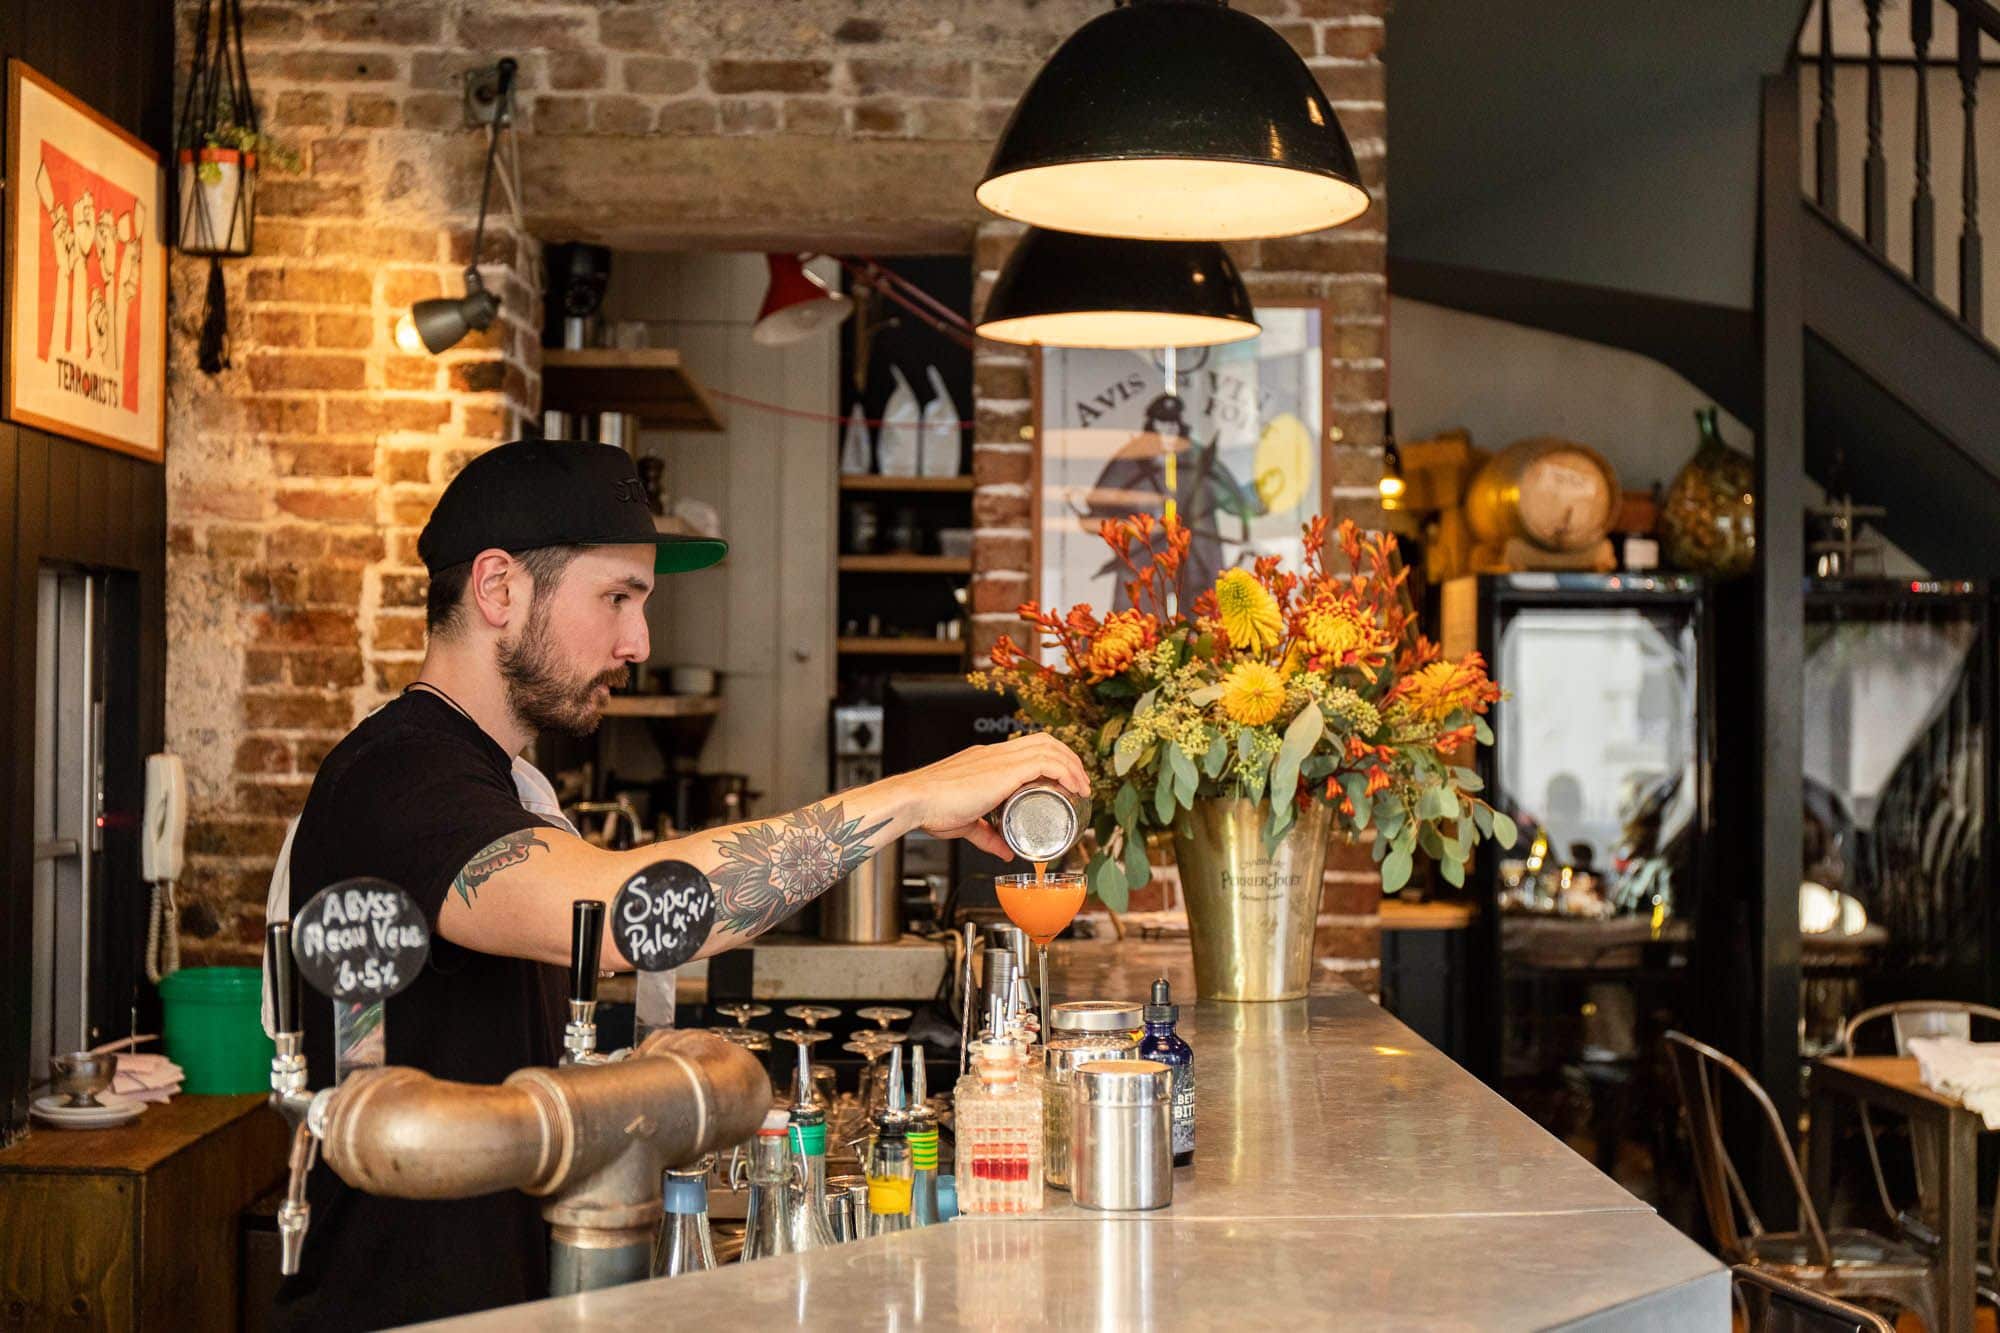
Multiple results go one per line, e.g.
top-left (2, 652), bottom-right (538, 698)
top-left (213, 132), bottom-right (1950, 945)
top-left (177, 108), bottom-right (296, 257)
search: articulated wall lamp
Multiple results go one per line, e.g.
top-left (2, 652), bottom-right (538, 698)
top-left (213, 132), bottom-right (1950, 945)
top-left (396, 58), bottom-right (516, 355)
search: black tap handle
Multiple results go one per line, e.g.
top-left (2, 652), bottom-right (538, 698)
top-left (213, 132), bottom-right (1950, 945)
top-left (570, 900), bottom-right (605, 1004)
top-left (268, 923), bottom-right (300, 1036)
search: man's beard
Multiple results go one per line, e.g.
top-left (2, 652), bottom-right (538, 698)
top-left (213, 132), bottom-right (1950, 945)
top-left (497, 598), bottom-right (626, 738)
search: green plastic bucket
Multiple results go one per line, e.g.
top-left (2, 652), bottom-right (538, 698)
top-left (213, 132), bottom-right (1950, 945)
top-left (159, 966), bottom-right (273, 1094)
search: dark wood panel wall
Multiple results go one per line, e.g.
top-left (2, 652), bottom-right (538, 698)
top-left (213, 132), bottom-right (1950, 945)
top-left (0, 0), bottom-right (174, 1142)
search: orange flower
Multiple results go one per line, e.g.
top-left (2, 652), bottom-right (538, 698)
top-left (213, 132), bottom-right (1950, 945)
top-left (1391, 653), bottom-right (1501, 724)
top-left (989, 635), bottom-right (1022, 669)
top-left (1297, 591), bottom-right (1392, 676)
top-left (1365, 765), bottom-right (1392, 796)
top-left (1084, 610), bottom-right (1157, 679)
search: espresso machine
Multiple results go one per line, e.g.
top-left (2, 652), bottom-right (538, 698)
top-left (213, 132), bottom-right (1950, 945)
top-left (266, 865), bottom-right (769, 1296)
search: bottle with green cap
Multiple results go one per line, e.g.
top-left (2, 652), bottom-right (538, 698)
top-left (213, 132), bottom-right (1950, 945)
top-left (784, 1043), bottom-right (839, 1250)
top-left (907, 1044), bottom-right (941, 1227)
top-left (1139, 976), bottom-right (1194, 1167)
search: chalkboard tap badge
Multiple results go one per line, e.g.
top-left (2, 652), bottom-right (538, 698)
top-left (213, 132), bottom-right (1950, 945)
top-left (611, 860), bottom-right (715, 973)
top-left (291, 877), bottom-right (431, 1004)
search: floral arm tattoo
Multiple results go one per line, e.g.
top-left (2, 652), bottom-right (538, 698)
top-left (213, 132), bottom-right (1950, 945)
top-left (710, 802), bottom-right (892, 936)
top-left (450, 829), bottom-right (550, 908)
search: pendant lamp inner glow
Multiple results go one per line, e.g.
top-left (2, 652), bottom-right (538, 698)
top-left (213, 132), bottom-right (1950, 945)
top-left (977, 0), bottom-right (1370, 241)
top-left (977, 157), bottom-right (1368, 243)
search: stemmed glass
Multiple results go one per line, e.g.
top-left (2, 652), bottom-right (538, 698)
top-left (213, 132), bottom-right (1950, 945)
top-left (716, 1001), bottom-right (771, 1029)
top-left (856, 1006), bottom-right (911, 1031)
top-left (994, 870), bottom-right (1086, 1047)
top-left (785, 1004), bottom-right (842, 1031)
top-left (774, 1028), bottom-right (835, 1107)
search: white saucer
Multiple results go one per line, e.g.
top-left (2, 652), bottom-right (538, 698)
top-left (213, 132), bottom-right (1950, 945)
top-left (32, 1093), bottom-right (144, 1129)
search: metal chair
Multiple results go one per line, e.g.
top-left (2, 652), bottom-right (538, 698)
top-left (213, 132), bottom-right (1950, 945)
top-left (1663, 1031), bottom-right (1937, 1329)
top-left (1732, 1265), bottom-right (1895, 1332)
top-left (1840, 999), bottom-right (2000, 1303)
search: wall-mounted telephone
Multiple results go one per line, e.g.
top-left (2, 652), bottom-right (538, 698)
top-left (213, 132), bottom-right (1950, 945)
top-left (143, 753), bottom-right (186, 983)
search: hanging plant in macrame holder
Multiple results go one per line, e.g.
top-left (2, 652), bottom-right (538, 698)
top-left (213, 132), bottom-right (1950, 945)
top-left (175, 0), bottom-right (297, 372)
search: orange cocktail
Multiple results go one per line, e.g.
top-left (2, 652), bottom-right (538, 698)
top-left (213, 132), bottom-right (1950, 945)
top-left (996, 870), bottom-right (1085, 1044)
top-left (996, 871), bottom-right (1086, 948)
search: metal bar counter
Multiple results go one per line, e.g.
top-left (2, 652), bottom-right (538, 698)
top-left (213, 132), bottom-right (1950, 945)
top-left (423, 941), bottom-right (1726, 1331)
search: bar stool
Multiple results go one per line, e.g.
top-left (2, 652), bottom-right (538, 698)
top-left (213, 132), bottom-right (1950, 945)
top-left (1732, 1265), bottom-right (1894, 1332)
top-left (1663, 1031), bottom-right (1937, 1329)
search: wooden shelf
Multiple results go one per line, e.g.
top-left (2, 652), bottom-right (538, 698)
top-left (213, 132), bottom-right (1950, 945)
top-left (838, 554), bottom-right (971, 574)
top-left (837, 637), bottom-right (967, 657)
top-left (542, 348), bottom-right (726, 432)
top-left (599, 694), bottom-right (723, 718)
top-left (838, 474), bottom-right (974, 493)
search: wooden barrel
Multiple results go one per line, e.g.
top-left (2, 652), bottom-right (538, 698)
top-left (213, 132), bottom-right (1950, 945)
top-left (1463, 437), bottom-right (1620, 554)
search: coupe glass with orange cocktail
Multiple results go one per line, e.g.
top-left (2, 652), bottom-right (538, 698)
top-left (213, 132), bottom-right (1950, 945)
top-left (995, 869), bottom-right (1085, 1043)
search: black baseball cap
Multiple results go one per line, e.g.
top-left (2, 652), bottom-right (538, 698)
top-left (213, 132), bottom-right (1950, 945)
top-left (417, 439), bottom-right (727, 575)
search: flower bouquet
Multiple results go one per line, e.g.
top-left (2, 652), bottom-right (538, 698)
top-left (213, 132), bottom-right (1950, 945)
top-left (973, 514), bottom-right (1514, 925)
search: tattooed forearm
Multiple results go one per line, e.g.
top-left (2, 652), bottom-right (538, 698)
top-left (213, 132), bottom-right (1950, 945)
top-left (450, 829), bottom-right (550, 908)
top-left (710, 802), bottom-right (892, 936)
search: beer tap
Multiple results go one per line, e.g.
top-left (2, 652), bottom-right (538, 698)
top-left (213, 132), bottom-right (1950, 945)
top-left (266, 922), bottom-right (323, 1277)
top-left (562, 899), bottom-right (607, 1066)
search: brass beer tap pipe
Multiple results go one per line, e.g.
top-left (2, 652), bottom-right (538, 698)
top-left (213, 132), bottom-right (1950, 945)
top-left (309, 1029), bottom-right (769, 1291)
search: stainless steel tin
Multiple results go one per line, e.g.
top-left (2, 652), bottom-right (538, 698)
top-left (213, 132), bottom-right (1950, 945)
top-left (1043, 1035), bottom-right (1140, 1190)
top-left (1050, 1000), bottom-right (1144, 1036)
top-left (1070, 1059), bottom-right (1173, 1211)
top-left (821, 841), bottom-right (902, 942)
top-left (825, 1174), bottom-right (867, 1243)
top-left (998, 784), bottom-right (1085, 863)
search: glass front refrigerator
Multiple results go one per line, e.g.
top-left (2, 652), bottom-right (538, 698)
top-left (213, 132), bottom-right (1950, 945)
top-left (1798, 580), bottom-right (1992, 1056)
top-left (1443, 572), bottom-right (1712, 1211)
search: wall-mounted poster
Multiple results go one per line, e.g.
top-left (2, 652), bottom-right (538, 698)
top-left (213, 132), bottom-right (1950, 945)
top-left (5, 61), bottom-right (165, 461)
top-left (1034, 303), bottom-right (1328, 630)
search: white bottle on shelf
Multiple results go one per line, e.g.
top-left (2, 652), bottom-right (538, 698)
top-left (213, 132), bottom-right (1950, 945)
top-left (918, 365), bottom-right (962, 477)
top-left (877, 367), bottom-right (921, 477)
top-left (840, 404), bottom-right (872, 475)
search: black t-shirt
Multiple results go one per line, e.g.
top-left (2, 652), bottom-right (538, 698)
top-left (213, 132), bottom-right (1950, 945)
top-left (273, 691), bottom-right (565, 1331)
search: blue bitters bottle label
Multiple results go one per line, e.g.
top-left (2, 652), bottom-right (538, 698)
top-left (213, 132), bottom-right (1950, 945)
top-left (1171, 1065), bottom-right (1195, 1154)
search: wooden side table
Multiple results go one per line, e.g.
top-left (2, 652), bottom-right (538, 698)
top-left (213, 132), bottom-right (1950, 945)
top-left (1807, 1055), bottom-right (1985, 1333)
top-left (0, 1094), bottom-right (286, 1330)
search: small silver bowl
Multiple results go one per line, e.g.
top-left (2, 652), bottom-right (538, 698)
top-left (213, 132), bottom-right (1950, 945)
top-left (50, 1051), bottom-right (117, 1108)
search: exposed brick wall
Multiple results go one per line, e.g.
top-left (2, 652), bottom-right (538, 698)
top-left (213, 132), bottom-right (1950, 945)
top-left (165, 0), bottom-right (1388, 982)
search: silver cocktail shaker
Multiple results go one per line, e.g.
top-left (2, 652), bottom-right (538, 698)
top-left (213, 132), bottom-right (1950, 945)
top-left (997, 783), bottom-right (1086, 864)
top-left (1070, 1059), bottom-right (1173, 1211)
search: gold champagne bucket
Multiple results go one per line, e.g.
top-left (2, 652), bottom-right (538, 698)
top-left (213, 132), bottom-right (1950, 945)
top-left (1171, 797), bottom-right (1332, 1002)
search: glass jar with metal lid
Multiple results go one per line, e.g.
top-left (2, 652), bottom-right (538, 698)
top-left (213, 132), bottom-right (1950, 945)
top-left (1042, 1033), bottom-right (1140, 1190)
top-left (1049, 1000), bottom-right (1144, 1044)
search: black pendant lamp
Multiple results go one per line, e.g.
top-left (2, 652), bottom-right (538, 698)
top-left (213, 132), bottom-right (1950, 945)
top-left (978, 0), bottom-right (1370, 241)
top-left (975, 228), bottom-right (1258, 349)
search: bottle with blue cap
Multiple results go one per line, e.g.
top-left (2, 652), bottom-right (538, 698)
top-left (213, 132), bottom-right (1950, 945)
top-left (1139, 976), bottom-right (1194, 1167)
top-left (650, 1156), bottom-right (716, 1278)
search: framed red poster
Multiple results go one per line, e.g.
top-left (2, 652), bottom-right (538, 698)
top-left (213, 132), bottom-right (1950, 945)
top-left (5, 60), bottom-right (166, 462)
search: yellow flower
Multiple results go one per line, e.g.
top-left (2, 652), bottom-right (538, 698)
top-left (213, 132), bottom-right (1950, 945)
top-left (1084, 610), bottom-right (1156, 679)
top-left (1214, 568), bottom-right (1283, 653)
top-left (1220, 661), bottom-right (1285, 726)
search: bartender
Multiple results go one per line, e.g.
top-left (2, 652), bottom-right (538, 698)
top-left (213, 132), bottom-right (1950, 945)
top-left (271, 439), bottom-right (1088, 1329)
